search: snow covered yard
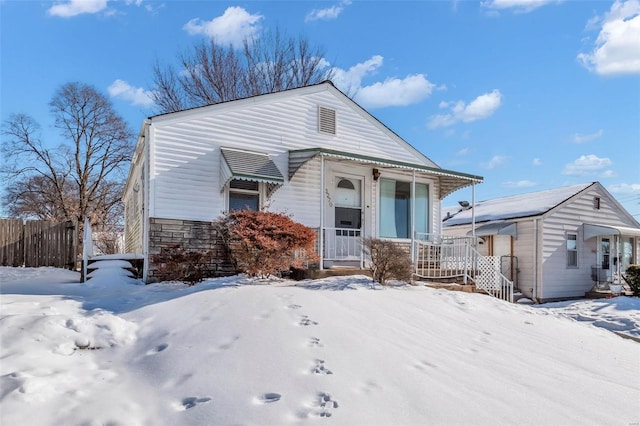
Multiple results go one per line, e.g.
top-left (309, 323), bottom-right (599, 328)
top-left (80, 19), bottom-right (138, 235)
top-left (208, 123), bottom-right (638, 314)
top-left (1, 266), bottom-right (639, 426)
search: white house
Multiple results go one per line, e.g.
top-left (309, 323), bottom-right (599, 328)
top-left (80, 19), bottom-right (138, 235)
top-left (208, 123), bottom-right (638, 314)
top-left (442, 182), bottom-right (640, 302)
top-left (123, 82), bottom-right (483, 282)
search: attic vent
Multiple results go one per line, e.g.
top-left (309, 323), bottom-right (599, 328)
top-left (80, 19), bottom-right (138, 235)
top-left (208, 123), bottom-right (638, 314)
top-left (594, 196), bottom-right (601, 210)
top-left (318, 106), bottom-right (336, 135)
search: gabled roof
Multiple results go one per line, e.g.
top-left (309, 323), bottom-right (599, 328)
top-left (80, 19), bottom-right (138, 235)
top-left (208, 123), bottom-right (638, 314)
top-left (443, 183), bottom-right (595, 226)
top-left (145, 81), bottom-right (483, 198)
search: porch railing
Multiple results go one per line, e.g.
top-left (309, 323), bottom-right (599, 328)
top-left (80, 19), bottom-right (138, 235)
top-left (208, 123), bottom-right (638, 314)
top-left (323, 227), bottom-right (363, 264)
top-left (414, 233), bottom-right (514, 303)
top-left (414, 234), bottom-right (476, 281)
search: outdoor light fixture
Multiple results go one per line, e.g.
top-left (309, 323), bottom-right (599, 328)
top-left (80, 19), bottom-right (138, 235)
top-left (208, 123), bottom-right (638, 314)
top-left (372, 168), bottom-right (380, 180)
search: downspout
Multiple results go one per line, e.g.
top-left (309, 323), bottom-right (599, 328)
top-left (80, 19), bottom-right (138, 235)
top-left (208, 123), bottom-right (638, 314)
top-left (142, 119), bottom-right (151, 283)
top-left (319, 154), bottom-right (325, 270)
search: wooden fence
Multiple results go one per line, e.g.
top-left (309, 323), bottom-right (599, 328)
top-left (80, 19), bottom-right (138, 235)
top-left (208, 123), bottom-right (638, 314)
top-left (0, 219), bottom-right (78, 269)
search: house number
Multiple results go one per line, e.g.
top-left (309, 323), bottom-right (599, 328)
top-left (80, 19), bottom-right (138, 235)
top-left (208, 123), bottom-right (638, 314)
top-left (325, 188), bottom-right (334, 207)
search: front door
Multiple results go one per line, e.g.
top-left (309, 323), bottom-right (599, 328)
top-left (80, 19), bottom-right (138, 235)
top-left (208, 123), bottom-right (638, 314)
top-left (597, 237), bottom-right (612, 282)
top-left (330, 176), bottom-right (362, 260)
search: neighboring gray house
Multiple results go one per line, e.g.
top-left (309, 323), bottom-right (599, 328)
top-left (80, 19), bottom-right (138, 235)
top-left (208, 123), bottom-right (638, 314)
top-left (443, 182), bottom-right (640, 302)
top-left (123, 82), bottom-right (482, 282)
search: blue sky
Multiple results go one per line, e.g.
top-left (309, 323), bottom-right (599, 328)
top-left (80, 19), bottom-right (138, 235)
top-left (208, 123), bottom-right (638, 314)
top-left (1, 0), bottom-right (639, 218)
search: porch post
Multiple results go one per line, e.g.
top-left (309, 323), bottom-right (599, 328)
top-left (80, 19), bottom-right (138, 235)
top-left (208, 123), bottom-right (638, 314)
top-left (471, 182), bottom-right (476, 245)
top-left (319, 154), bottom-right (325, 270)
top-left (411, 170), bottom-right (416, 262)
top-left (616, 235), bottom-right (621, 281)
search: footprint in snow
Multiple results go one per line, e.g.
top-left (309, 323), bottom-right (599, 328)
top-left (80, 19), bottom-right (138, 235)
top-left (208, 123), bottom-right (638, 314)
top-left (316, 392), bottom-right (339, 417)
top-left (180, 396), bottom-right (211, 410)
top-left (308, 337), bottom-right (324, 347)
top-left (312, 359), bottom-right (333, 375)
top-left (299, 315), bottom-right (318, 326)
top-left (412, 360), bottom-right (437, 372)
top-left (256, 393), bottom-right (282, 404)
top-left (287, 304), bottom-right (302, 310)
top-left (145, 343), bottom-right (168, 356)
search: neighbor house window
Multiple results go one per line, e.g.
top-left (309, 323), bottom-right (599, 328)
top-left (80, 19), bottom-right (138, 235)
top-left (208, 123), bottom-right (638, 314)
top-left (379, 179), bottom-right (429, 238)
top-left (566, 233), bottom-right (578, 268)
top-left (229, 179), bottom-right (259, 211)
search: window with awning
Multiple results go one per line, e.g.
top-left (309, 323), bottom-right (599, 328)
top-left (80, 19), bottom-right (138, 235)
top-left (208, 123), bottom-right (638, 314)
top-left (220, 148), bottom-right (284, 189)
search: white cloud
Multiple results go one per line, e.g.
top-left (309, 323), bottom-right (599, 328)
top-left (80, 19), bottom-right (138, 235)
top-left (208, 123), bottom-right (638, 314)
top-left (532, 158), bottom-right (542, 166)
top-left (481, 155), bottom-right (509, 169)
top-left (183, 7), bottom-right (263, 48)
top-left (48, 0), bottom-right (109, 17)
top-left (562, 154), bottom-right (613, 176)
top-left (355, 75), bottom-right (435, 108)
top-left (427, 90), bottom-right (502, 129)
top-left (331, 55), bottom-right (384, 92)
top-left (107, 79), bottom-right (154, 107)
top-left (502, 180), bottom-right (538, 188)
top-left (305, 0), bottom-right (351, 22)
top-left (457, 148), bottom-right (471, 156)
top-left (330, 56), bottom-right (435, 109)
top-left (572, 129), bottom-right (604, 143)
top-left (481, 0), bottom-right (561, 13)
top-left (608, 182), bottom-right (640, 193)
top-left (578, 0), bottom-right (640, 75)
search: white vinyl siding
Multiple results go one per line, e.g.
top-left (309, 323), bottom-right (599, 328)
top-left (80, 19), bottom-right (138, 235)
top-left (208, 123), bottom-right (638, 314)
top-left (123, 151), bottom-right (144, 254)
top-left (540, 185), bottom-right (638, 300)
top-left (149, 87), bottom-right (439, 222)
top-left (268, 156), bottom-right (322, 228)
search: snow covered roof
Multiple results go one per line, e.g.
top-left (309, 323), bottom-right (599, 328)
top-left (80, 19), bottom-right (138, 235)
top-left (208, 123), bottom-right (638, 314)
top-left (443, 182), bottom-right (595, 226)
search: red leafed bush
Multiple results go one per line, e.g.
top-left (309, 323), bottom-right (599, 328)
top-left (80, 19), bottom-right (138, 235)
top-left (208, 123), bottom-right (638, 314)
top-left (219, 210), bottom-right (319, 278)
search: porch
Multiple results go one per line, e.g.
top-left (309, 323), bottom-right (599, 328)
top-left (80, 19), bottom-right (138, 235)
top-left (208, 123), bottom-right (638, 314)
top-left (318, 230), bottom-right (516, 303)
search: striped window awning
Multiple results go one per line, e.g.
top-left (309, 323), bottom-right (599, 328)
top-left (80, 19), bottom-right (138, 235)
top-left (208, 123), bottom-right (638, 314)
top-left (220, 148), bottom-right (284, 191)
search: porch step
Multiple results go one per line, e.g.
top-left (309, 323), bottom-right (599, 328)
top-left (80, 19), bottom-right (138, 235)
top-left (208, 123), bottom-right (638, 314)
top-left (585, 289), bottom-right (633, 299)
top-left (419, 281), bottom-right (477, 293)
top-left (303, 267), bottom-right (371, 280)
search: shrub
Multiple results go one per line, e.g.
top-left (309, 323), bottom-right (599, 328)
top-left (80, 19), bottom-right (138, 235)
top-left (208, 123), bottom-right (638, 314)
top-left (151, 243), bottom-right (212, 285)
top-left (364, 238), bottom-right (413, 285)
top-left (218, 210), bottom-right (319, 278)
top-left (624, 264), bottom-right (640, 297)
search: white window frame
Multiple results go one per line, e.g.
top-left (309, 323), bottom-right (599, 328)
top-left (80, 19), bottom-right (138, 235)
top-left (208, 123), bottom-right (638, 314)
top-left (566, 232), bottom-right (578, 268)
top-left (378, 177), bottom-right (429, 240)
top-left (227, 179), bottom-right (261, 211)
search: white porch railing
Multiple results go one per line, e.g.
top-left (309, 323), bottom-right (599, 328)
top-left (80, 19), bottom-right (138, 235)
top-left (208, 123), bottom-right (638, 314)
top-left (414, 233), bottom-right (514, 303)
top-left (323, 227), bottom-right (363, 265)
top-left (414, 234), bottom-right (476, 281)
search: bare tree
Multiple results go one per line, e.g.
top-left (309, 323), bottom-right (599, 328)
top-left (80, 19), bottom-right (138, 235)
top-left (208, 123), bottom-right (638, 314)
top-left (1, 82), bottom-right (133, 236)
top-left (152, 28), bottom-right (334, 113)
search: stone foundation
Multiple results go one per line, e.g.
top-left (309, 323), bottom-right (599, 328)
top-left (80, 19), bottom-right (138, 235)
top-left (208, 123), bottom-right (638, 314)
top-left (148, 217), bottom-right (235, 283)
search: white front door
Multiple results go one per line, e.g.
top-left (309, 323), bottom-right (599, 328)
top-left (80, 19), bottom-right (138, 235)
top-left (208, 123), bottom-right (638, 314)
top-left (329, 176), bottom-right (363, 260)
top-left (597, 237), bottom-right (612, 281)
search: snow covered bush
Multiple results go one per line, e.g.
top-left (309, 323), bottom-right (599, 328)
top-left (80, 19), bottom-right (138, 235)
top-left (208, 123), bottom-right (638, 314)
top-left (151, 243), bottom-right (212, 285)
top-left (218, 210), bottom-right (318, 278)
top-left (624, 264), bottom-right (640, 297)
top-left (364, 238), bottom-right (413, 285)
